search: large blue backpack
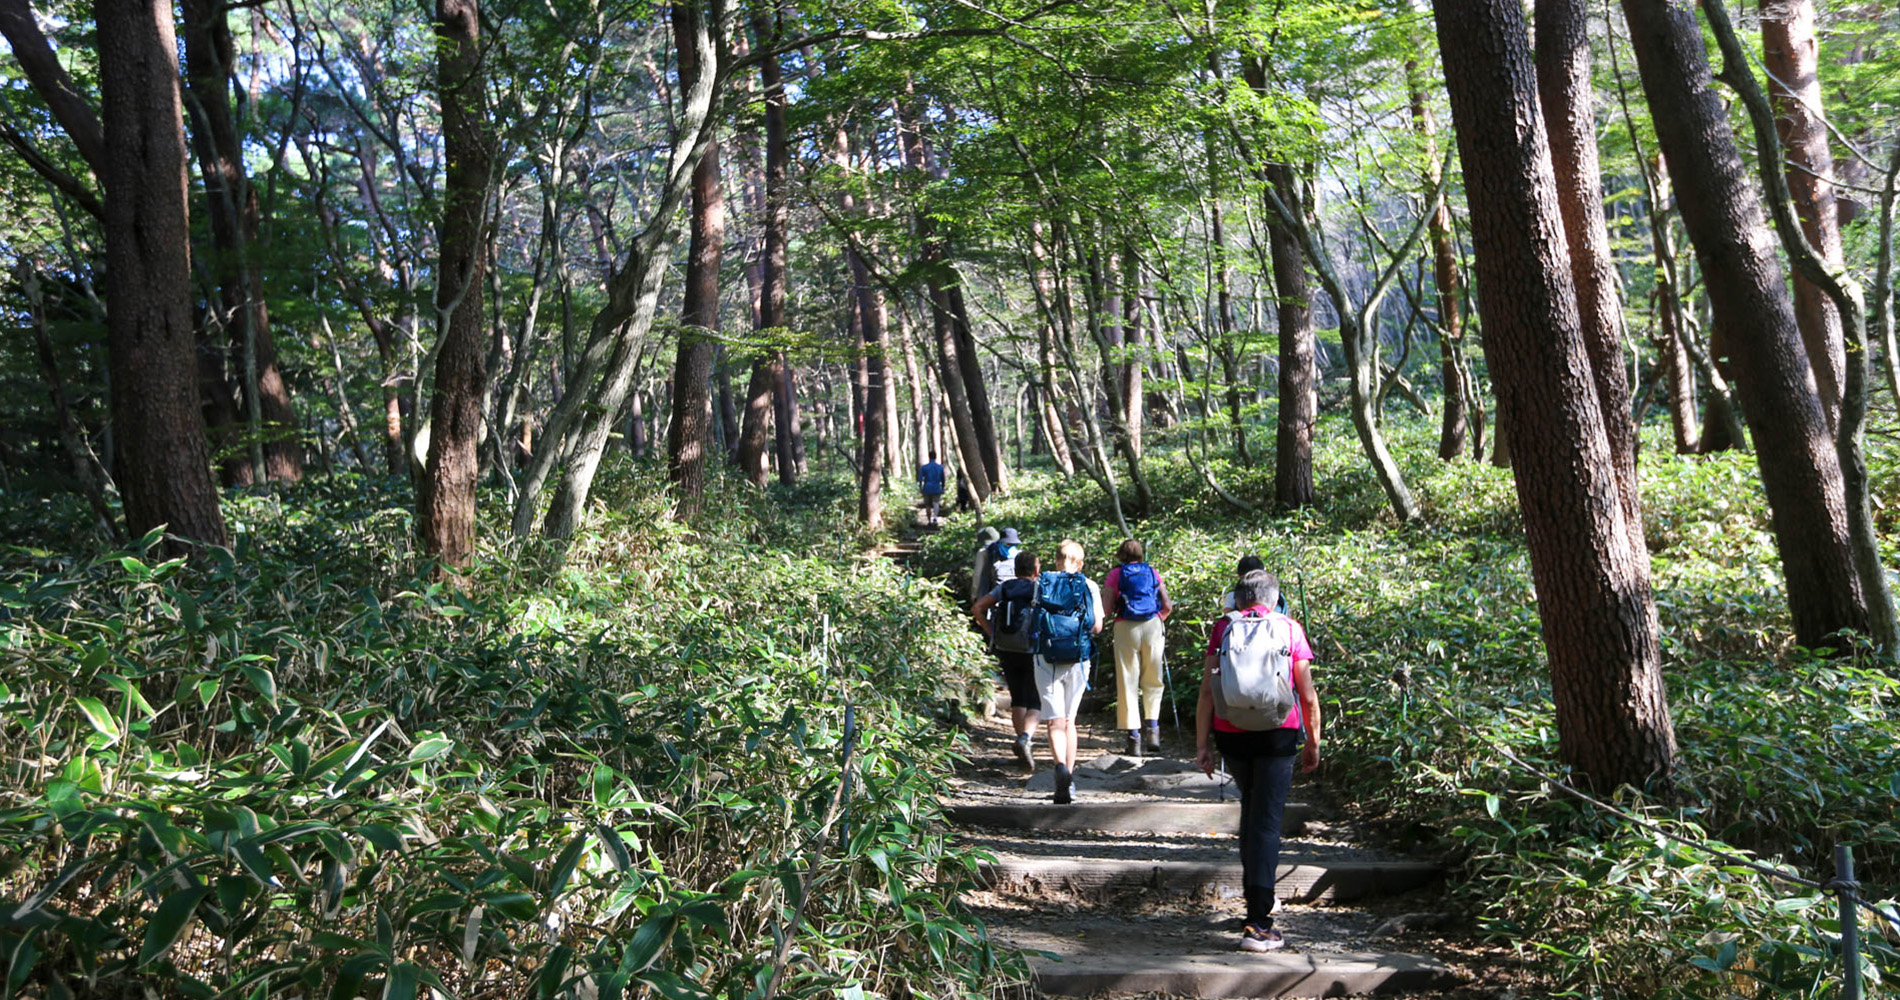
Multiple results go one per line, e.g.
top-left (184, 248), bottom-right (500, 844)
top-left (1033, 571), bottom-right (1095, 664)
top-left (1117, 562), bottom-right (1160, 620)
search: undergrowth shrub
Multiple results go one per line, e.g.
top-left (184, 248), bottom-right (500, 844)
top-left (915, 413), bottom-right (1900, 998)
top-left (0, 462), bottom-right (1010, 999)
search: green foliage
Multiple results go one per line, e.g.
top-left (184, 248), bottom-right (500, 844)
top-left (915, 412), bottom-right (1900, 998)
top-left (0, 464), bottom-right (1011, 999)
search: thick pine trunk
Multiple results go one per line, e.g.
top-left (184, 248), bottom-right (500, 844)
top-left (1537, 0), bottom-right (1643, 537)
top-left (418, 0), bottom-right (489, 568)
top-left (1762, 0), bottom-right (1844, 432)
top-left (1266, 165), bottom-right (1317, 509)
top-left (667, 120), bottom-right (721, 511)
top-left (182, 0), bottom-right (301, 485)
top-left (1435, 0), bottom-right (1675, 792)
top-left (96, 0), bottom-right (228, 552)
top-left (1621, 0), bottom-right (1867, 646)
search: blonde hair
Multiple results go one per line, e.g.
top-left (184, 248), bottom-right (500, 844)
top-left (1056, 539), bottom-right (1086, 571)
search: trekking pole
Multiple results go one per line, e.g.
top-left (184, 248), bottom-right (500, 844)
top-left (1165, 660), bottom-right (1182, 732)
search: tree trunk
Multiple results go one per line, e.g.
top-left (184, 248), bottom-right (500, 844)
top-left (1406, 64), bottom-right (1470, 461)
top-left (1121, 250), bottom-right (1145, 458)
top-left (1648, 191), bottom-right (1701, 454)
top-left (418, 0), bottom-right (489, 569)
top-left (1620, 0), bottom-right (1867, 647)
top-left (1536, 0), bottom-right (1642, 536)
top-left (96, 0), bottom-right (229, 552)
top-left (736, 356), bottom-right (778, 486)
top-left (666, 68), bottom-right (722, 513)
top-left (1762, 0), bottom-right (1844, 432)
top-left (739, 12), bottom-right (793, 488)
top-left (182, 0), bottom-right (302, 485)
top-left (1266, 165), bottom-right (1317, 509)
top-left (948, 286), bottom-right (1005, 489)
top-left (1435, 0), bottom-right (1675, 792)
top-left (835, 129), bottom-right (888, 527)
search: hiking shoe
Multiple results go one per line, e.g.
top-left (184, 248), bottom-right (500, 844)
top-left (1053, 765), bottom-right (1073, 804)
top-left (1238, 924), bottom-right (1284, 953)
top-left (1143, 724), bottom-right (1163, 752)
top-left (1012, 734), bottom-right (1034, 771)
top-left (1123, 733), bottom-right (1142, 757)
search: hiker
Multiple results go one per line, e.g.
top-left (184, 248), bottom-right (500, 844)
top-left (971, 550), bottom-right (1042, 770)
top-left (1035, 539), bottom-right (1103, 804)
top-left (1102, 539), bottom-right (1174, 756)
top-left (918, 452), bottom-right (947, 525)
top-left (1195, 569), bottom-right (1322, 953)
top-left (1222, 554), bottom-right (1289, 615)
top-left (975, 528), bottom-right (1023, 598)
top-left (969, 526), bottom-right (1002, 603)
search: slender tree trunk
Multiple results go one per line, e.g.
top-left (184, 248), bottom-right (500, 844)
top-left (1621, 0), bottom-right (1867, 647)
top-left (948, 286), bottom-right (1005, 489)
top-left (1436, 0), bottom-right (1675, 792)
top-left (836, 128), bottom-right (888, 526)
top-left (1121, 249), bottom-right (1145, 457)
top-left (737, 12), bottom-right (789, 487)
top-left (1762, 0), bottom-right (1844, 432)
top-left (97, 0), bottom-right (229, 552)
top-left (1648, 197), bottom-right (1701, 453)
top-left (1537, 0), bottom-right (1642, 537)
top-left (1266, 165), bottom-right (1317, 509)
top-left (418, 0), bottom-right (489, 568)
top-left (899, 313), bottom-right (928, 466)
top-left (666, 60), bottom-right (722, 512)
top-left (1407, 64), bottom-right (1470, 461)
top-left (182, 0), bottom-right (301, 484)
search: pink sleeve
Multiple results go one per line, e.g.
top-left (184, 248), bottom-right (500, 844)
top-left (1288, 619), bottom-right (1316, 662)
top-left (1103, 566), bottom-right (1121, 589)
top-left (1205, 615), bottom-right (1228, 656)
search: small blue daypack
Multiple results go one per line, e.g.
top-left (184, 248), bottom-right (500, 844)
top-left (1033, 571), bottom-right (1095, 664)
top-left (1117, 562), bottom-right (1160, 620)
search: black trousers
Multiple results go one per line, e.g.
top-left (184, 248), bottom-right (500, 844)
top-left (1218, 728), bottom-right (1300, 926)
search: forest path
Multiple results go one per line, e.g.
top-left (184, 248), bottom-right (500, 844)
top-left (882, 512), bottom-right (1493, 995)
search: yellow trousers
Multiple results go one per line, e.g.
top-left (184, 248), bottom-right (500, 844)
top-left (1112, 617), bottom-right (1166, 730)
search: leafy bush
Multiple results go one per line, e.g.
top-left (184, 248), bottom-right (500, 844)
top-left (0, 462), bottom-right (1012, 999)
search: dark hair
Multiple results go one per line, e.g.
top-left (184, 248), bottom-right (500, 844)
top-left (1117, 538), bottom-right (1145, 564)
top-left (1014, 551), bottom-right (1040, 578)
top-left (1234, 570), bottom-right (1281, 611)
top-left (928, 452), bottom-right (938, 461)
top-left (1236, 554), bottom-right (1265, 577)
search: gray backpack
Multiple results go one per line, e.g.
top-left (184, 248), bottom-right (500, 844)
top-left (1212, 611), bottom-right (1297, 730)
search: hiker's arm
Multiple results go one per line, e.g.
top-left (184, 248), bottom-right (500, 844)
top-left (1157, 577), bottom-right (1174, 621)
top-left (1294, 658), bottom-right (1321, 772)
top-left (1101, 570), bottom-right (1119, 624)
top-left (1195, 652), bottom-right (1218, 776)
top-left (970, 594), bottom-right (997, 636)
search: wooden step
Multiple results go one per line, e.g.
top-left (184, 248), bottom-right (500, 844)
top-left (991, 919), bottom-right (1460, 997)
top-left (976, 852), bottom-right (1444, 904)
top-left (945, 800), bottom-right (1309, 835)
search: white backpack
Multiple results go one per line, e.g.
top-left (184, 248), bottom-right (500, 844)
top-left (1212, 612), bottom-right (1297, 730)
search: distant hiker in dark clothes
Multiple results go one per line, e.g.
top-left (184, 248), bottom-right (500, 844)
top-left (972, 550), bottom-right (1043, 770)
top-left (975, 527), bottom-right (1022, 597)
top-left (1196, 570), bottom-right (1321, 953)
top-left (917, 453), bottom-right (946, 525)
top-left (1102, 538), bottom-right (1174, 756)
top-left (969, 526), bottom-right (1001, 602)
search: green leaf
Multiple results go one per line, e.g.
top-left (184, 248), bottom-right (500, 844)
top-left (380, 961), bottom-right (419, 1000)
top-left (240, 665), bottom-right (278, 707)
top-left (138, 886), bottom-right (212, 968)
top-left (72, 696), bottom-right (120, 743)
top-left (545, 831), bottom-right (588, 901)
top-left (407, 736), bottom-right (454, 763)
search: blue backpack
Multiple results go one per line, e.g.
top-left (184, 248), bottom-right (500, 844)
top-left (919, 463), bottom-right (945, 494)
top-left (1117, 562), bottom-right (1160, 620)
top-left (1033, 571), bottom-right (1095, 664)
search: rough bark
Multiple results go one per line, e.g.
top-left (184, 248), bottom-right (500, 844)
top-left (96, 0), bottom-right (229, 552)
top-left (668, 117), bottom-right (722, 512)
top-left (182, 0), bottom-right (302, 485)
top-left (835, 129), bottom-right (887, 527)
top-left (1762, 0), bottom-right (1844, 431)
top-left (1436, 0), bottom-right (1676, 792)
top-left (737, 11), bottom-right (789, 487)
top-left (1536, 0), bottom-right (1641, 535)
top-left (1266, 165), bottom-right (1317, 509)
top-left (1621, 0), bottom-right (1866, 646)
top-left (417, 0), bottom-right (489, 568)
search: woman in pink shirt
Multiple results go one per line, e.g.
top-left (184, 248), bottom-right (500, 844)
top-left (1195, 570), bottom-right (1322, 953)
